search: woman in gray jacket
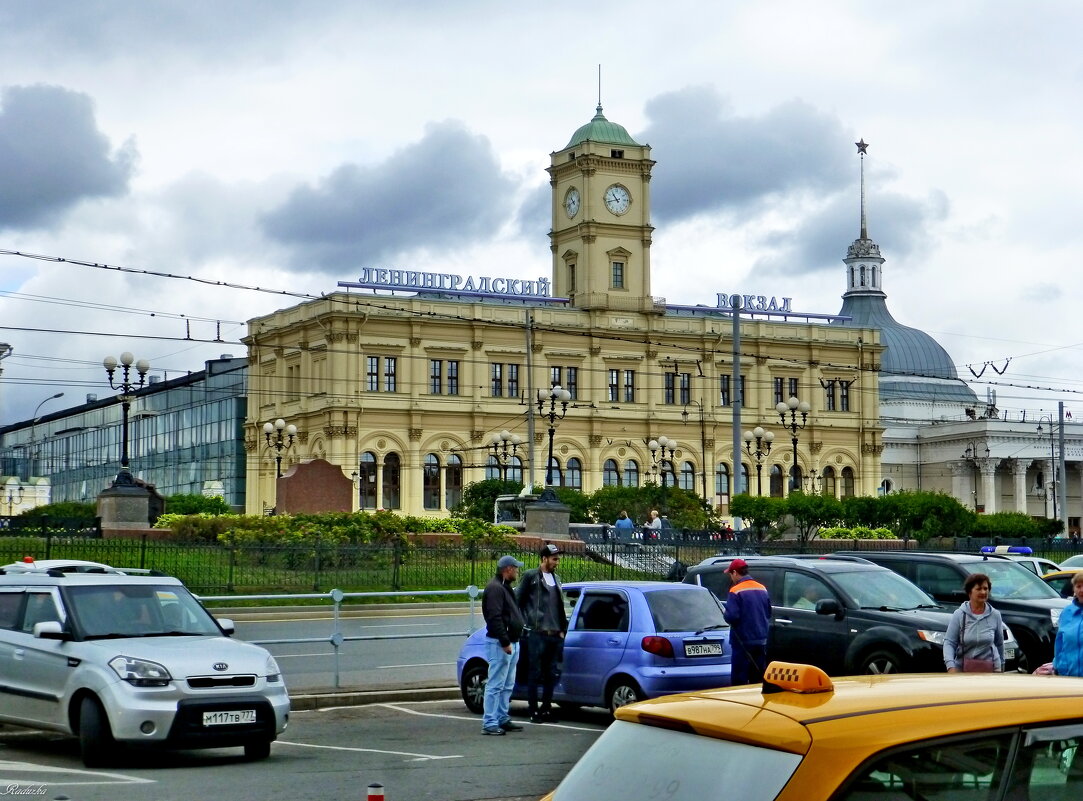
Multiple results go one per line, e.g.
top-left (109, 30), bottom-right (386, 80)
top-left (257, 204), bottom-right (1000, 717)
top-left (944, 572), bottom-right (1005, 673)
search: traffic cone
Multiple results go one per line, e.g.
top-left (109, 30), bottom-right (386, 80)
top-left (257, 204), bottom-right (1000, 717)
top-left (367, 783), bottom-right (384, 801)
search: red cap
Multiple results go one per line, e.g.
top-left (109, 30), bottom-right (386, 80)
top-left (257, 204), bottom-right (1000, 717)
top-left (727, 558), bottom-right (747, 573)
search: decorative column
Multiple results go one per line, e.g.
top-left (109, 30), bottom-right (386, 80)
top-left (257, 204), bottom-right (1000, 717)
top-left (1041, 459), bottom-right (1055, 519)
top-left (977, 457), bottom-right (998, 514)
top-left (1012, 459), bottom-right (1031, 514)
top-left (950, 461), bottom-right (970, 505)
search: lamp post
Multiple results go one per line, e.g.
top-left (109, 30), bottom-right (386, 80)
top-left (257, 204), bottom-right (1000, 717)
top-left (742, 427), bottom-right (774, 496)
top-left (648, 436), bottom-right (677, 487)
top-left (489, 430), bottom-right (522, 482)
top-left (263, 418), bottom-right (298, 477)
top-left (961, 443), bottom-right (990, 511)
top-left (536, 385), bottom-right (571, 501)
top-left (1037, 416), bottom-right (1058, 520)
top-left (28, 391), bottom-right (64, 479)
top-left (103, 352), bottom-right (150, 486)
top-left (804, 468), bottom-right (823, 494)
top-left (2, 484), bottom-right (23, 516)
top-left (776, 396), bottom-right (811, 491)
top-left (682, 399), bottom-right (710, 499)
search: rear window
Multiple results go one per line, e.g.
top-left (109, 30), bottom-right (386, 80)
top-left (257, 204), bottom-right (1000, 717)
top-left (646, 589), bottom-right (727, 633)
top-left (553, 719), bottom-right (800, 801)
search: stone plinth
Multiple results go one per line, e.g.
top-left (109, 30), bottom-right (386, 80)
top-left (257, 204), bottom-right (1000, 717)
top-left (524, 498), bottom-right (571, 540)
top-left (97, 484), bottom-right (154, 530)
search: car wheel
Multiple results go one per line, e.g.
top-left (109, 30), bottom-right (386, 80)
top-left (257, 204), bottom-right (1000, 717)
top-left (460, 660), bottom-right (487, 714)
top-left (607, 678), bottom-right (643, 714)
top-left (244, 740), bottom-right (272, 760)
top-left (79, 696), bottom-right (117, 768)
top-left (859, 648), bottom-right (903, 675)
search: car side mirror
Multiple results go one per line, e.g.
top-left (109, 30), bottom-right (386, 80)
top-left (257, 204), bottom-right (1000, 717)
top-left (216, 617), bottom-right (236, 636)
top-left (33, 620), bottom-right (70, 640)
top-left (815, 598), bottom-right (843, 620)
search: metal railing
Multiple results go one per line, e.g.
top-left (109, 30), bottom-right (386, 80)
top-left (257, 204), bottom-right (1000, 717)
top-left (198, 586), bottom-right (482, 689)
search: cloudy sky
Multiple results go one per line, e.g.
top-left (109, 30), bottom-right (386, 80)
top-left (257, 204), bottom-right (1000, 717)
top-left (1, 1), bottom-right (1081, 424)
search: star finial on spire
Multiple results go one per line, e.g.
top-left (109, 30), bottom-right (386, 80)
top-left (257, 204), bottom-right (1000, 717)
top-left (855, 139), bottom-right (869, 155)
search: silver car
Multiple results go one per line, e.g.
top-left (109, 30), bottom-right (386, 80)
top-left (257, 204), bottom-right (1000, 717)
top-left (0, 569), bottom-right (289, 766)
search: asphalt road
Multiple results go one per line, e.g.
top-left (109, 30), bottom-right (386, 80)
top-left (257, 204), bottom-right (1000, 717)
top-left (0, 697), bottom-right (609, 801)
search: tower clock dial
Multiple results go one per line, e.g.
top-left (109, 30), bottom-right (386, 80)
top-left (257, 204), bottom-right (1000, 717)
top-left (603, 184), bottom-right (631, 215)
top-left (564, 187), bottom-right (580, 218)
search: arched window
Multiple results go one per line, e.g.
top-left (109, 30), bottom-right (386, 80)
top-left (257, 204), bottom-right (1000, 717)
top-left (547, 457), bottom-right (562, 488)
top-left (485, 455), bottom-right (501, 481)
top-left (770, 465), bottom-right (784, 497)
top-left (445, 454), bottom-right (463, 509)
top-left (660, 462), bottom-right (676, 487)
top-left (679, 461), bottom-right (695, 491)
top-left (603, 459), bottom-right (620, 487)
top-left (566, 458), bottom-right (582, 490)
top-left (822, 466), bottom-right (837, 497)
top-left (382, 452), bottom-right (401, 509)
top-left (506, 455), bottom-right (523, 485)
top-left (423, 454), bottom-right (440, 510)
top-left (623, 460), bottom-right (639, 488)
top-left (740, 464), bottom-right (750, 495)
top-left (359, 452), bottom-right (377, 510)
top-left (880, 478), bottom-right (893, 495)
top-left (716, 463), bottom-right (730, 498)
top-left (841, 467), bottom-right (856, 498)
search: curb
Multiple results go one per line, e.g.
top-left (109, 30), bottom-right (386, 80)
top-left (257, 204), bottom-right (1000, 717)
top-left (290, 685), bottom-right (461, 711)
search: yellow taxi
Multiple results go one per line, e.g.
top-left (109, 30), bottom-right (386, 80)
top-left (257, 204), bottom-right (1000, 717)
top-left (541, 662), bottom-right (1083, 801)
top-left (1043, 569), bottom-right (1080, 599)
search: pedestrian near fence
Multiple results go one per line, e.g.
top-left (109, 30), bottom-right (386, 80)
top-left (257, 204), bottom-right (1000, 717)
top-left (516, 543), bottom-right (568, 723)
top-left (481, 555), bottom-right (525, 735)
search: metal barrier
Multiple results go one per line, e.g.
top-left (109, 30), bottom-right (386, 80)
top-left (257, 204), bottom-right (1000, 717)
top-left (198, 586), bottom-right (482, 689)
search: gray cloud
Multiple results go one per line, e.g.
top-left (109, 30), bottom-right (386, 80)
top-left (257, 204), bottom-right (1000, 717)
top-left (0, 85), bottom-right (135, 230)
top-left (262, 120), bottom-right (516, 270)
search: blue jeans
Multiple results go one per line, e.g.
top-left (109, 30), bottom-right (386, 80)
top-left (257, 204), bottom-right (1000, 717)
top-left (483, 637), bottom-right (519, 730)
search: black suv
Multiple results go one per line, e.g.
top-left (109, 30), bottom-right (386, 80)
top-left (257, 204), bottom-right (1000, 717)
top-left (835, 551), bottom-right (1063, 670)
top-left (684, 555), bottom-right (1017, 675)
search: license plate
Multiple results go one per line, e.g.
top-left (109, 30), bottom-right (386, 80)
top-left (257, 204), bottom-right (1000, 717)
top-left (1005, 647), bottom-right (1015, 660)
top-left (684, 642), bottom-right (723, 657)
top-left (203, 709), bottom-right (256, 726)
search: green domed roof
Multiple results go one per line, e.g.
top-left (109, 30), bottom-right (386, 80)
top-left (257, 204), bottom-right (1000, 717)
top-left (564, 104), bottom-right (642, 149)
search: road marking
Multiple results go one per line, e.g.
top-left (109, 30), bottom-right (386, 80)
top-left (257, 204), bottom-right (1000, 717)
top-left (275, 740), bottom-right (461, 761)
top-left (376, 703), bottom-right (605, 733)
top-left (0, 759), bottom-right (156, 786)
top-left (376, 661), bottom-right (455, 669)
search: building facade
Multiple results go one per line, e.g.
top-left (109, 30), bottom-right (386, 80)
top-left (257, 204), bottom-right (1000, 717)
top-left (243, 106), bottom-right (885, 517)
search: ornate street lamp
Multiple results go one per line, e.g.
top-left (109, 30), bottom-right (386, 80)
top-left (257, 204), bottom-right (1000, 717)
top-left (2, 483), bottom-right (24, 516)
top-left (742, 426), bottom-right (774, 496)
top-left (648, 435), bottom-right (677, 487)
top-left (103, 352), bottom-right (150, 487)
top-left (263, 418), bottom-right (298, 477)
top-left (29, 391), bottom-right (64, 479)
top-left (536, 385), bottom-right (571, 501)
top-left (776, 396), bottom-right (811, 491)
top-left (489, 430), bottom-right (522, 482)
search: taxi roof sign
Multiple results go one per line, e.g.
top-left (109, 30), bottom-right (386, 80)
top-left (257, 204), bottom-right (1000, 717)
top-left (762, 661), bottom-right (834, 694)
top-left (981, 545), bottom-right (1033, 555)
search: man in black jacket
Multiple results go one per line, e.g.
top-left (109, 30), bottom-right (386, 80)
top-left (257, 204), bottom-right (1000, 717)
top-left (481, 554), bottom-right (525, 735)
top-left (516, 543), bottom-right (568, 723)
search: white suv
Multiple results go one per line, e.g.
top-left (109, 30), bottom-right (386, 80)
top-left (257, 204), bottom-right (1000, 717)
top-left (0, 568), bottom-right (289, 766)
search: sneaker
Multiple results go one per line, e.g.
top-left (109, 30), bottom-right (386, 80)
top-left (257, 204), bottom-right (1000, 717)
top-left (499, 720), bottom-right (524, 732)
top-left (481, 727), bottom-right (506, 736)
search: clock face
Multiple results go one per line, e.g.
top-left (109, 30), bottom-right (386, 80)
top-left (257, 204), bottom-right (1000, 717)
top-left (564, 188), bottom-right (580, 218)
top-left (604, 184), bottom-right (631, 215)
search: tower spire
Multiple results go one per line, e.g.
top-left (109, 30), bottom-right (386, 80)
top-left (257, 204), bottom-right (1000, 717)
top-left (842, 138), bottom-right (884, 297)
top-left (856, 139), bottom-right (869, 239)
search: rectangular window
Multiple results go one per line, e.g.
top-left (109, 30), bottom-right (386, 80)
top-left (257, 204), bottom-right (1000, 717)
top-left (664, 373), bottom-right (676, 405)
top-left (719, 375), bottom-right (746, 406)
top-left (565, 367), bottom-right (578, 400)
top-left (612, 261), bottom-right (625, 289)
top-left (366, 356), bottom-right (379, 392)
top-left (447, 361), bottom-right (460, 396)
top-left (610, 149), bottom-right (624, 159)
top-left (679, 373), bottom-right (691, 406)
top-left (840, 380), bottom-right (850, 412)
top-left (551, 366), bottom-right (562, 388)
top-left (788, 378), bottom-right (799, 399)
top-left (608, 369), bottom-right (619, 402)
top-left (429, 359), bottom-right (442, 395)
top-left (508, 364), bottom-right (520, 398)
top-left (738, 376), bottom-right (746, 405)
top-left (623, 370), bottom-right (635, 402)
top-left (825, 380), bottom-right (837, 412)
top-left (569, 264), bottom-right (576, 292)
top-left (491, 363), bottom-right (504, 397)
top-left (774, 377), bottom-right (784, 405)
top-left (384, 357), bottom-right (397, 392)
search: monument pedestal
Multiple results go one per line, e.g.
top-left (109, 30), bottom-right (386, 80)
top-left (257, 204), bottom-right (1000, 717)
top-left (525, 492), bottom-right (571, 540)
top-left (96, 470), bottom-right (163, 532)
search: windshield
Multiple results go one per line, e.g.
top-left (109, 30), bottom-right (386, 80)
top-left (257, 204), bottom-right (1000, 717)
top-left (832, 569), bottom-right (938, 610)
top-left (553, 720), bottom-right (800, 801)
top-left (65, 584), bottom-right (222, 639)
top-left (646, 589), bottom-right (728, 632)
top-left (973, 561), bottom-right (1062, 601)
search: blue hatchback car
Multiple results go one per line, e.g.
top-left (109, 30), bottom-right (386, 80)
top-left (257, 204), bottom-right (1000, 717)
top-left (456, 580), bottom-right (732, 715)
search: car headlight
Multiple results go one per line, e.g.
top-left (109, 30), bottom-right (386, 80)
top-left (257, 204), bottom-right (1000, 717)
top-left (917, 630), bottom-right (946, 645)
top-left (265, 654), bottom-right (282, 683)
top-left (1051, 608), bottom-right (1062, 628)
top-left (108, 655), bottom-right (172, 687)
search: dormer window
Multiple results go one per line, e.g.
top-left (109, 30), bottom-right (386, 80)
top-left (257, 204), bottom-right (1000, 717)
top-left (610, 149), bottom-right (624, 159)
top-left (568, 152), bottom-right (576, 161)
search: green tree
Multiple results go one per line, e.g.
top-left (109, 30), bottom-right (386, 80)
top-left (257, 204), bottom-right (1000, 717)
top-left (729, 495), bottom-right (786, 543)
top-left (165, 494), bottom-right (231, 515)
top-left (784, 491), bottom-right (843, 543)
top-left (450, 478), bottom-right (525, 520)
top-left (880, 490), bottom-right (974, 543)
top-left (840, 495), bottom-right (891, 529)
top-left (550, 487), bottom-right (592, 523)
top-left (16, 500), bottom-right (97, 519)
top-left (969, 511), bottom-right (1042, 540)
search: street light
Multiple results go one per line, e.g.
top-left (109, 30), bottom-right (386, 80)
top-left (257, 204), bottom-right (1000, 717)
top-left (961, 443), bottom-right (990, 511)
top-left (536, 385), bottom-right (571, 501)
top-left (29, 391), bottom-right (64, 479)
top-left (263, 418), bottom-right (298, 477)
top-left (742, 427), bottom-right (774, 496)
top-left (803, 468), bottom-right (823, 494)
top-left (103, 352), bottom-right (150, 487)
top-left (2, 483), bottom-right (24, 516)
top-left (489, 430), bottom-right (522, 482)
top-left (776, 396), bottom-right (811, 491)
top-left (1037, 417), bottom-right (1058, 520)
top-left (648, 435), bottom-right (678, 487)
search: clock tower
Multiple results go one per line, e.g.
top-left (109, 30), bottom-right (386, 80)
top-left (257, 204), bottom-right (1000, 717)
top-left (548, 104), bottom-right (656, 311)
